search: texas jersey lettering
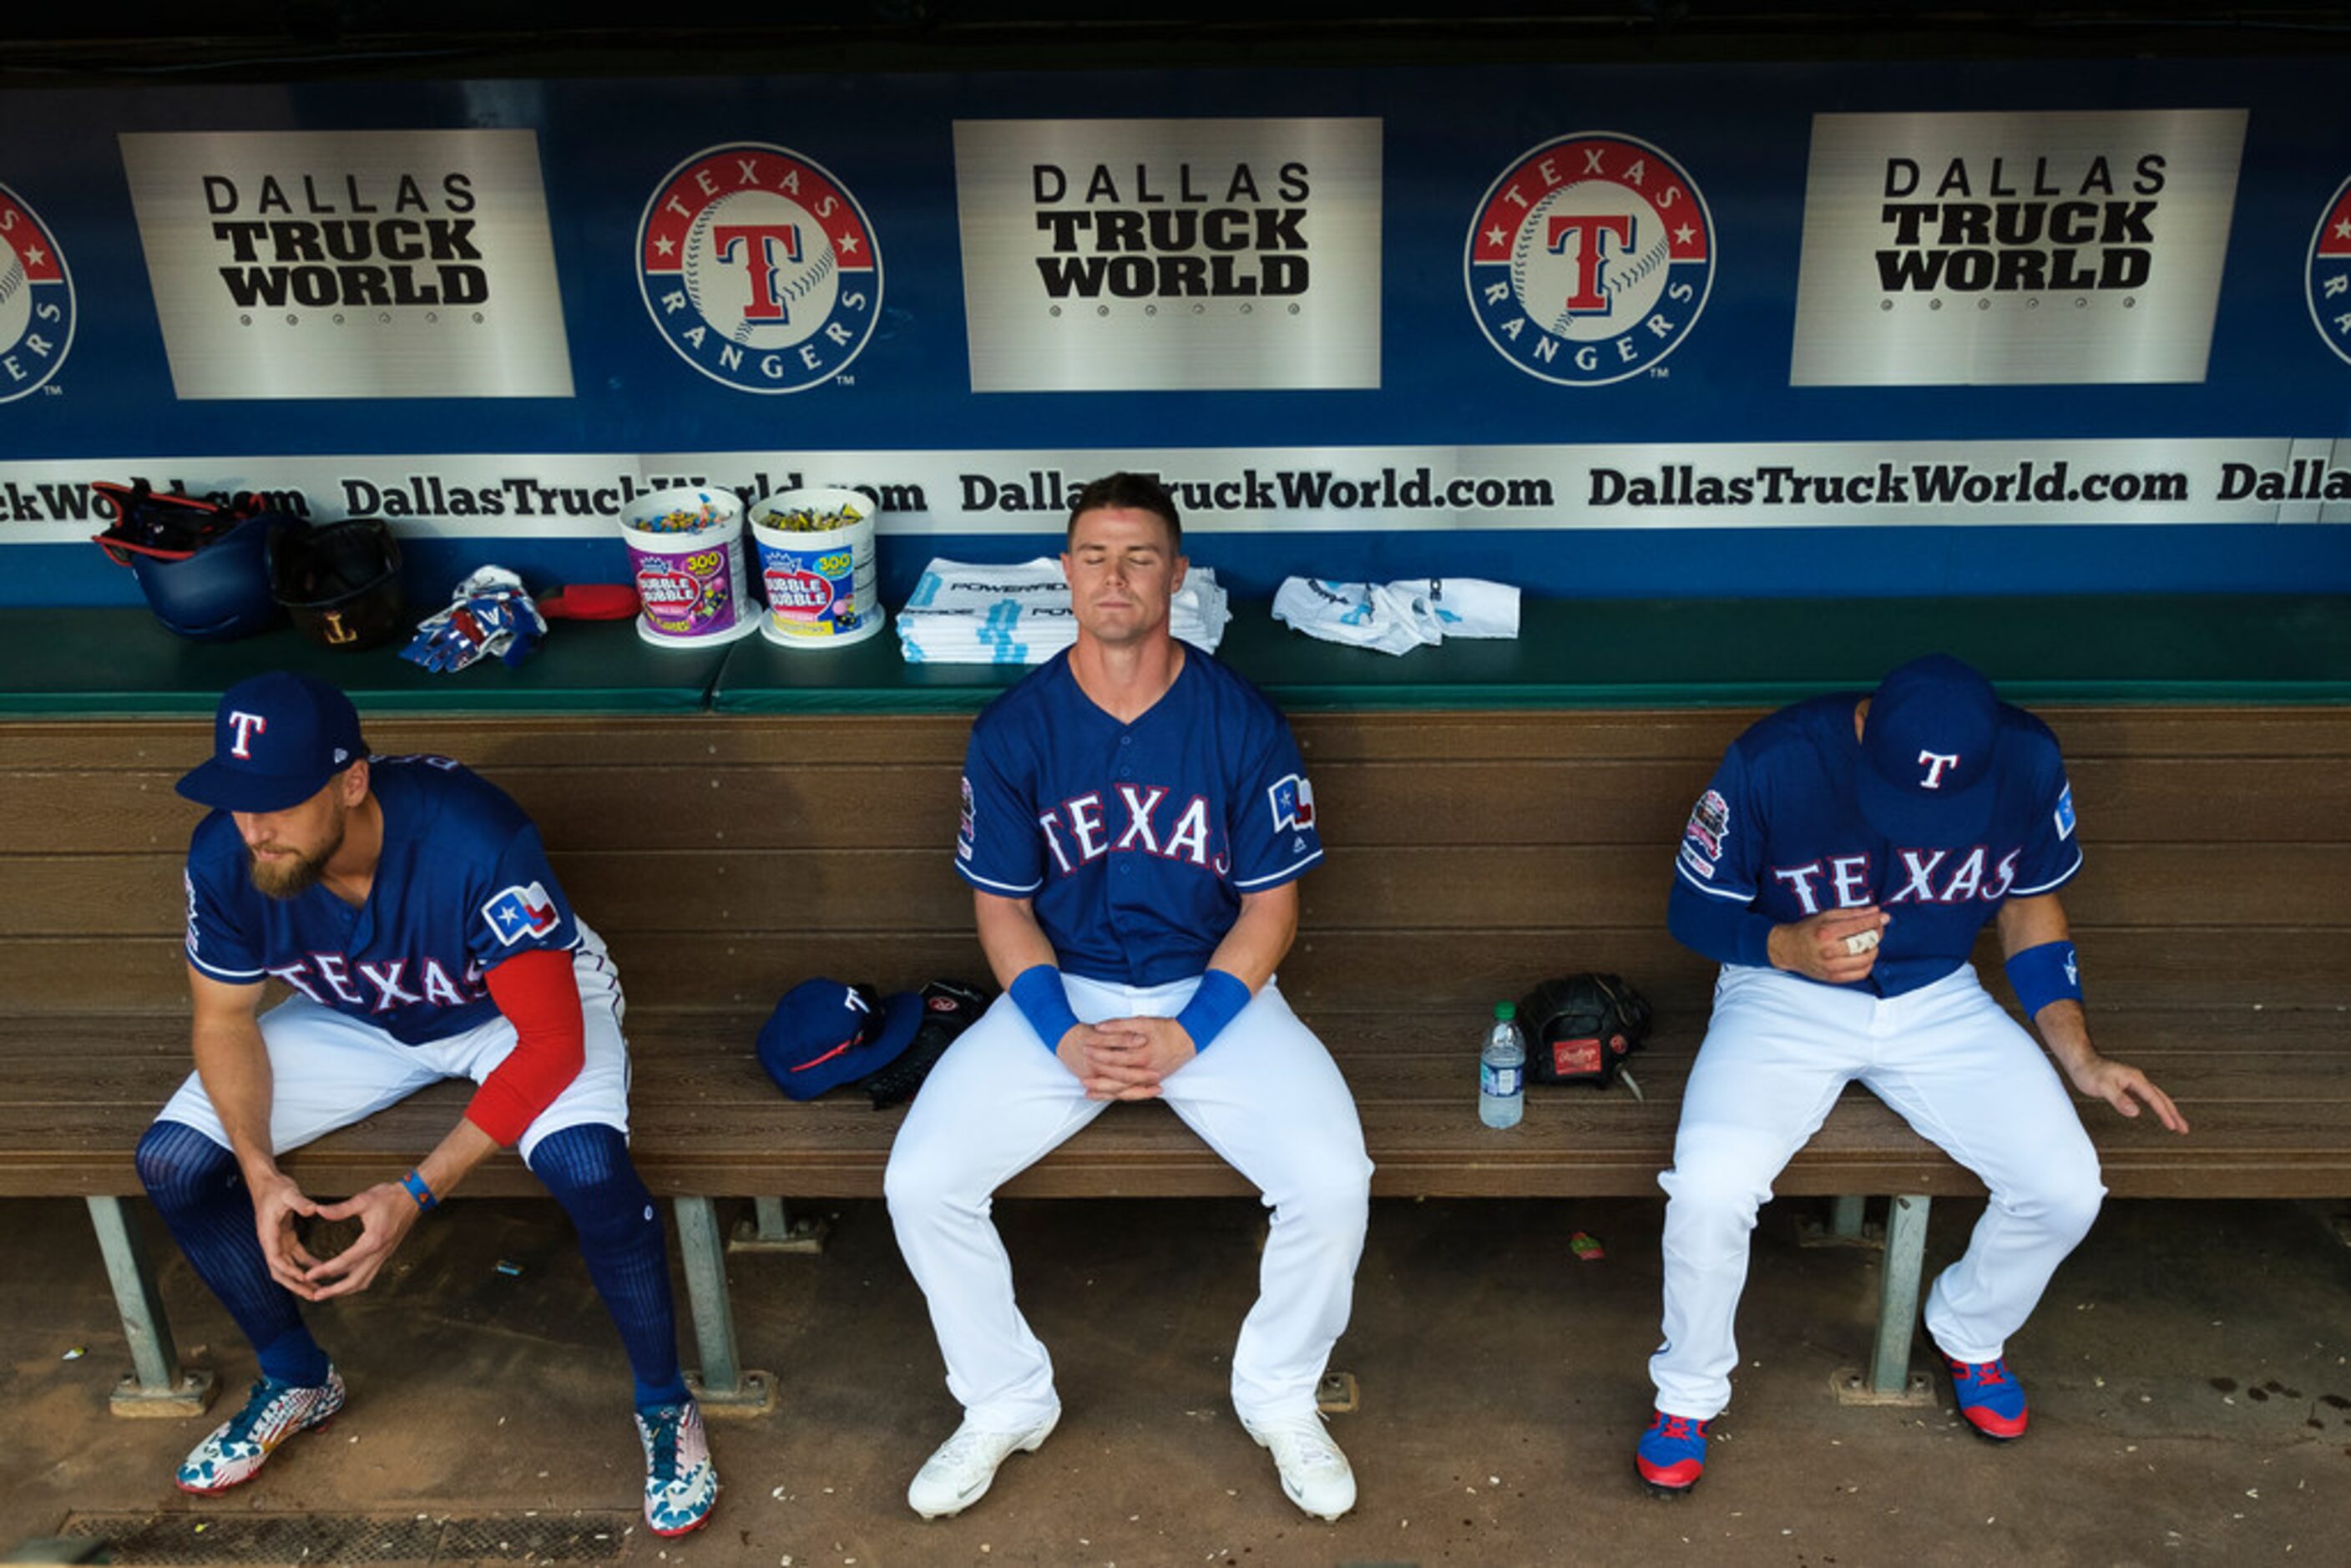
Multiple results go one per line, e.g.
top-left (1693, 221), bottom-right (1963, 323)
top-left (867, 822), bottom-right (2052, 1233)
top-left (184, 757), bottom-right (580, 1044)
top-left (955, 647), bottom-right (1322, 986)
top-left (1671, 693), bottom-right (2080, 996)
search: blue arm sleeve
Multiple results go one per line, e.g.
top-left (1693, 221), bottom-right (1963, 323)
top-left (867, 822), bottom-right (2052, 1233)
top-left (1667, 874), bottom-right (1779, 969)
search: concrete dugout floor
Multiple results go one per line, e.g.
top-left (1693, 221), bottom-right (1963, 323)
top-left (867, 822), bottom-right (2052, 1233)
top-left (4, 1191), bottom-right (2348, 1566)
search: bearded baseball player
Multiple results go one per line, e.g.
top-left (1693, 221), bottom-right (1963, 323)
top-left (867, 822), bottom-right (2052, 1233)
top-left (885, 473), bottom-right (1373, 1521)
top-left (1639, 654), bottom-right (2189, 1493)
top-left (136, 671), bottom-right (717, 1536)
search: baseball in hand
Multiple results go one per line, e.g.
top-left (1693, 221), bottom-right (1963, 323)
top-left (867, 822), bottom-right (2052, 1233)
top-left (1843, 928), bottom-right (1882, 956)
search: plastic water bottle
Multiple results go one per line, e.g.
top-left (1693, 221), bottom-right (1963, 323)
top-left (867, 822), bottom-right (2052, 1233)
top-left (1479, 1001), bottom-right (1526, 1129)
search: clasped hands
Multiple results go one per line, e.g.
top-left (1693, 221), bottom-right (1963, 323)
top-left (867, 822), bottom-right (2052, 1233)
top-left (1054, 1016), bottom-right (1198, 1100)
top-left (250, 1167), bottom-right (423, 1302)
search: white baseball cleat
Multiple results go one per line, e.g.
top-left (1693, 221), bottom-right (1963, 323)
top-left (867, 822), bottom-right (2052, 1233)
top-left (1242, 1412), bottom-right (1358, 1520)
top-left (907, 1408), bottom-right (1059, 1519)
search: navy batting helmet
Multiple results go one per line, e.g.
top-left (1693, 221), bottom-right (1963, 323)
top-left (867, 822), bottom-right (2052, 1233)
top-left (91, 483), bottom-right (286, 642)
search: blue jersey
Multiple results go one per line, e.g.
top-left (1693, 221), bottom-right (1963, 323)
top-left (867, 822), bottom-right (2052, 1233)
top-left (1671, 694), bottom-right (2081, 997)
top-left (185, 757), bottom-right (581, 1044)
top-left (955, 645), bottom-right (1323, 986)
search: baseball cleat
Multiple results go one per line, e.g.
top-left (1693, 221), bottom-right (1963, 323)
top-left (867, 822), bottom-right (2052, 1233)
top-left (175, 1367), bottom-right (347, 1495)
top-left (1945, 1355), bottom-right (2030, 1440)
top-left (1635, 1409), bottom-right (1710, 1495)
top-left (636, 1399), bottom-right (719, 1536)
top-left (1242, 1412), bottom-right (1357, 1520)
top-left (907, 1409), bottom-right (1059, 1519)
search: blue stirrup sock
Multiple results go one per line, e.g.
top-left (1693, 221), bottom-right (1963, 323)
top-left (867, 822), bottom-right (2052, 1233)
top-left (529, 1123), bottom-right (689, 1409)
top-left (134, 1119), bottom-right (331, 1388)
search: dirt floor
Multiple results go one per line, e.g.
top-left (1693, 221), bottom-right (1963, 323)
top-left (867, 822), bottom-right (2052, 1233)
top-left (3, 1190), bottom-right (2347, 1566)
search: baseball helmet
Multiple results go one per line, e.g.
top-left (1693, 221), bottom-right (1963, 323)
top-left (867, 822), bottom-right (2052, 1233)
top-left (91, 483), bottom-right (286, 642)
top-left (270, 518), bottom-right (407, 650)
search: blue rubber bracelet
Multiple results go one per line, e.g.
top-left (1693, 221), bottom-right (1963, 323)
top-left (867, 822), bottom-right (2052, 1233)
top-left (1175, 969), bottom-right (1252, 1052)
top-left (1009, 964), bottom-right (1083, 1052)
top-left (400, 1168), bottom-right (437, 1212)
top-left (2005, 940), bottom-right (2082, 1017)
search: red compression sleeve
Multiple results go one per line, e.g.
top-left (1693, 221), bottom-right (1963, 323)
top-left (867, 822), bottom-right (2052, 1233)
top-left (470, 948), bottom-right (588, 1146)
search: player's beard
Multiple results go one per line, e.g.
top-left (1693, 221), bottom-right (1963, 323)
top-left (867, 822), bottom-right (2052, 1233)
top-left (248, 814), bottom-right (346, 900)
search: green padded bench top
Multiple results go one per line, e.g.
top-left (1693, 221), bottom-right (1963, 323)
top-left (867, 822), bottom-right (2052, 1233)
top-left (3, 595), bottom-right (2344, 717)
top-left (0, 610), bottom-right (727, 716)
top-left (711, 594), bottom-right (2351, 713)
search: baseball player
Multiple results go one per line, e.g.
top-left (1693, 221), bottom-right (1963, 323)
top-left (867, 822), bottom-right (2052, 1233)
top-left (885, 473), bottom-right (1373, 1521)
top-left (134, 671), bottom-right (718, 1536)
top-left (1639, 654), bottom-right (2189, 1493)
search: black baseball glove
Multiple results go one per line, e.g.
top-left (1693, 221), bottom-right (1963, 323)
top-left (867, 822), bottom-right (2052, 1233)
top-left (862, 979), bottom-right (990, 1109)
top-left (1518, 973), bottom-right (1653, 1089)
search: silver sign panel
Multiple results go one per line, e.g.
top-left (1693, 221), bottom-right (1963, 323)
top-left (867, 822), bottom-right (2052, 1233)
top-left (1790, 109), bottom-right (2247, 386)
top-left (119, 129), bottom-right (574, 399)
top-left (954, 117), bottom-right (1382, 392)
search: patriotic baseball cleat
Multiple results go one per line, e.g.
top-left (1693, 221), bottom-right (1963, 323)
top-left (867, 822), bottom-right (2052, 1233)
top-left (1945, 1355), bottom-right (2030, 1440)
top-left (635, 1399), bottom-right (719, 1536)
top-left (1635, 1409), bottom-right (1709, 1495)
top-left (175, 1367), bottom-right (347, 1494)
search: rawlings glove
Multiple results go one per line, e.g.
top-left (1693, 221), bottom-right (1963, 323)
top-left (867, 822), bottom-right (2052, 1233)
top-left (402, 566), bottom-right (549, 673)
top-left (1517, 973), bottom-right (1654, 1090)
top-left (861, 979), bottom-right (989, 1110)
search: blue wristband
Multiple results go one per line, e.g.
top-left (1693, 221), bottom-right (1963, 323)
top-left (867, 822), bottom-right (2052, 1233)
top-left (1009, 964), bottom-right (1083, 1052)
top-left (2005, 940), bottom-right (2083, 1017)
top-left (1176, 969), bottom-right (1252, 1052)
top-left (400, 1168), bottom-right (437, 1212)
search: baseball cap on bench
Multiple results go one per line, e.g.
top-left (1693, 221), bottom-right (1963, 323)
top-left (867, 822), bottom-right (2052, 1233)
top-left (756, 979), bottom-right (926, 1100)
top-left (176, 670), bottom-right (370, 813)
top-left (1855, 653), bottom-right (2004, 844)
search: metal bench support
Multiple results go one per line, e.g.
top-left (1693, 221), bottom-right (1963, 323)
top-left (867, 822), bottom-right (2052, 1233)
top-left (86, 1196), bottom-right (216, 1417)
top-left (673, 1196), bottom-right (775, 1416)
top-left (1797, 1192), bottom-right (1883, 1248)
top-left (728, 1196), bottom-right (829, 1255)
top-left (1835, 1192), bottom-right (1935, 1405)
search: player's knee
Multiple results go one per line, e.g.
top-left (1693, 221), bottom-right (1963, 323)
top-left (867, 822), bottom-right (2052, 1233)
top-left (1659, 1136), bottom-right (1777, 1222)
top-left (134, 1119), bottom-right (235, 1213)
top-left (1274, 1157), bottom-right (1371, 1242)
top-left (2012, 1160), bottom-right (2105, 1242)
top-left (882, 1143), bottom-right (968, 1221)
top-left (530, 1124), bottom-right (643, 1210)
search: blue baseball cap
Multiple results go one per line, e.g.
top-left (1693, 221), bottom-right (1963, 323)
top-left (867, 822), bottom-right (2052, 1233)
top-left (176, 670), bottom-right (369, 813)
top-left (1855, 654), bottom-right (2004, 844)
top-left (756, 979), bottom-right (925, 1100)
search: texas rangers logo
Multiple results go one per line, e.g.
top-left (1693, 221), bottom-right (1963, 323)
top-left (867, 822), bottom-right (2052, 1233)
top-left (2304, 174), bottom-right (2351, 367)
top-left (1465, 133), bottom-right (1713, 386)
top-left (481, 881), bottom-right (561, 947)
top-left (637, 143), bottom-right (881, 395)
top-left (0, 182), bottom-right (75, 404)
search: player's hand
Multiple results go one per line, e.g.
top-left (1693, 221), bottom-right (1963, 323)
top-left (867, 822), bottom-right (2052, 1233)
top-left (301, 1182), bottom-right (424, 1299)
top-left (1768, 906), bottom-right (1891, 984)
top-left (249, 1170), bottom-right (326, 1300)
top-left (1096, 1015), bottom-right (1200, 1099)
top-left (2065, 1054), bottom-right (2192, 1135)
top-left (1054, 1022), bottom-right (1165, 1101)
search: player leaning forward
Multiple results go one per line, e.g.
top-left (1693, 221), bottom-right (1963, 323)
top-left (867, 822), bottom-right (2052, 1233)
top-left (1638, 654), bottom-right (2188, 1493)
top-left (138, 671), bottom-right (718, 1535)
top-left (886, 473), bottom-right (1373, 1521)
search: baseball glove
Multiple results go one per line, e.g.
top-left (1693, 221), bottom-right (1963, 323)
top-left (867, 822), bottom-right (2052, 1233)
top-left (862, 979), bottom-right (989, 1109)
top-left (1518, 973), bottom-right (1653, 1090)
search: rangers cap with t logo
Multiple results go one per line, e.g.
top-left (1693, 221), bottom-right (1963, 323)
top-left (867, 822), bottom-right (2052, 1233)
top-left (1855, 653), bottom-right (2003, 843)
top-left (176, 670), bottom-right (370, 812)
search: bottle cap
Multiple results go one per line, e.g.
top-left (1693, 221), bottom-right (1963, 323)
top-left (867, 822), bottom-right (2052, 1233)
top-left (1494, 1002), bottom-right (1515, 1020)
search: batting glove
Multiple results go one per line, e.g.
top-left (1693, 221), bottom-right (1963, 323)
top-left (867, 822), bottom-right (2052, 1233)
top-left (402, 567), bottom-right (549, 673)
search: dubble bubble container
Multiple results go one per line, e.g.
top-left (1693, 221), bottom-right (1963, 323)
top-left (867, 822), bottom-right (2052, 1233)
top-left (619, 487), bottom-right (761, 649)
top-left (749, 485), bottom-right (886, 649)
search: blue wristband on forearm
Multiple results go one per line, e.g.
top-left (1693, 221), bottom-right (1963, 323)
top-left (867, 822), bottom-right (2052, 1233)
top-left (400, 1168), bottom-right (437, 1212)
top-left (1176, 969), bottom-right (1252, 1051)
top-left (2005, 940), bottom-right (2083, 1017)
top-left (1009, 964), bottom-right (1083, 1051)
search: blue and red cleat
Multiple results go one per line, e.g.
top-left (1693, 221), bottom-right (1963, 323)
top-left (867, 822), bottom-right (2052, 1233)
top-left (1635, 1409), bottom-right (1710, 1495)
top-left (1945, 1355), bottom-right (2030, 1440)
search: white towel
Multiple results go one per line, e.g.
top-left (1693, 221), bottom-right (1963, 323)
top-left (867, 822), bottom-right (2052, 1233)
top-left (1272, 575), bottom-right (1519, 655)
top-left (899, 557), bottom-right (1231, 664)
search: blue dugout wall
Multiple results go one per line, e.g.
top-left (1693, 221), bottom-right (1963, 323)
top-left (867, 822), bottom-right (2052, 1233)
top-left (2, 56), bottom-right (2348, 606)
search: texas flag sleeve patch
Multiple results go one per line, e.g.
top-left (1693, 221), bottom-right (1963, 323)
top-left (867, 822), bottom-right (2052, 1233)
top-left (481, 882), bottom-right (562, 947)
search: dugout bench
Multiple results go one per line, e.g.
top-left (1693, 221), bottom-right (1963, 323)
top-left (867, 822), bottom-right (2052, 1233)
top-left (3, 594), bottom-right (2348, 1421)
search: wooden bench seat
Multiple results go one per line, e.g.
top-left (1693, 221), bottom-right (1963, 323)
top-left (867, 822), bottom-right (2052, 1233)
top-left (4, 605), bottom-right (2346, 1417)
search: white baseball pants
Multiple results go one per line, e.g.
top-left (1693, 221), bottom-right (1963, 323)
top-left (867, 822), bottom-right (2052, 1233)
top-left (885, 974), bottom-right (1373, 1432)
top-left (1650, 963), bottom-right (2106, 1421)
